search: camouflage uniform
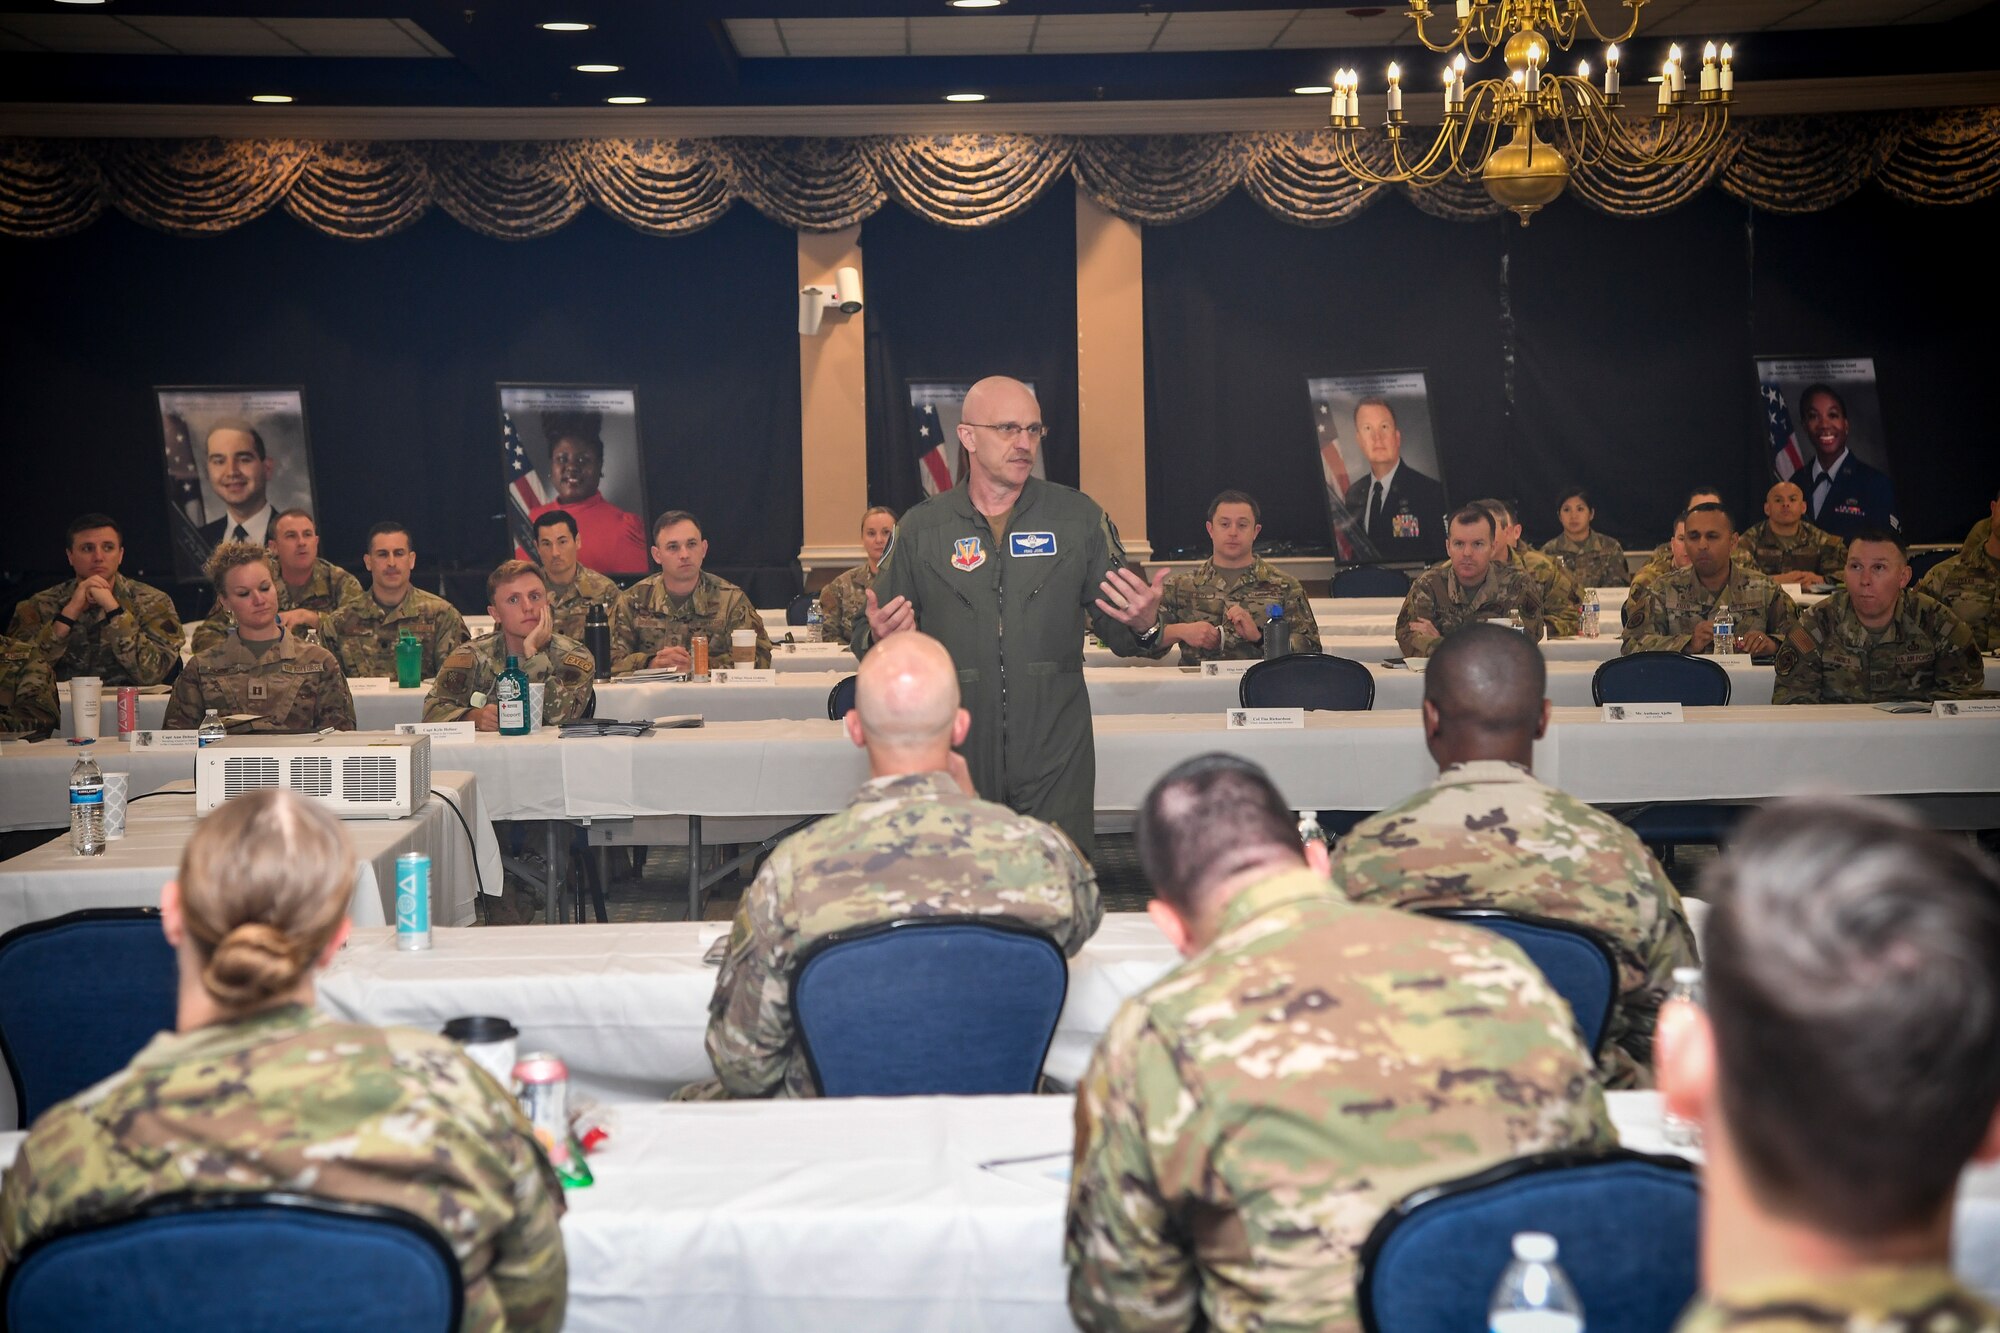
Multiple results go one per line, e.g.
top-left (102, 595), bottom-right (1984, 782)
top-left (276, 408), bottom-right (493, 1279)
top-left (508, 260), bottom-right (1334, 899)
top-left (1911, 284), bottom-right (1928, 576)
top-left (164, 632), bottom-right (356, 732)
top-left (424, 631), bottom-right (597, 726)
top-left (1773, 589), bottom-right (1984, 704)
top-left (1966, 516), bottom-right (1992, 554)
top-left (1917, 539), bottom-right (1998, 653)
top-left (1064, 865), bottom-right (1614, 1333)
top-left (1147, 556), bottom-right (1322, 665)
top-left (7, 574), bottom-right (183, 686)
top-left (1737, 519), bottom-right (1846, 582)
top-left (1621, 563), bottom-right (1799, 655)
top-left (1675, 1267), bottom-right (1999, 1333)
top-left (0, 1004), bottom-right (567, 1333)
top-left (1506, 546), bottom-right (1582, 637)
top-left (545, 565), bottom-right (634, 653)
top-left (817, 562), bottom-right (878, 648)
top-left (616, 570), bottom-right (771, 674)
top-left (323, 586), bottom-right (467, 680)
top-left (1632, 542), bottom-right (1753, 593)
top-left (1395, 561), bottom-right (1546, 657)
top-left (1540, 531), bottom-right (1630, 589)
top-left (1329, 760), bottom-right (1698, 1088)
top-left (698, 770), bottom-right (1100, 1099)
top-left (191, 557), bottom-right (367, 654)
top-left (0, 634), bottom-right (59, 739)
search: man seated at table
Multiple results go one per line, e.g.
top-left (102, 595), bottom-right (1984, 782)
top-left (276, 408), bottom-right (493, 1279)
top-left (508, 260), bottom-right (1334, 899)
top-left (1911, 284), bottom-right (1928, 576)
top-left (533, 508), bottom-right (634, 651)
top-left (1395, 505), bottom-right (1546, 657)
top-left (191, 508), bottom-right (367, 653)
top-left (323, 521), bottom-right (468, 680)
top-left (1631, 488), bottom-right (1741, 588)
top-left (1147, 489), bottom-right (1320, 665)
top-left (0, 634), bottom-right (59, 739)
top-left (8, 513), bottom-right (182, 686)
top-left (1481, 497), bottom-right (1581, 636)
top-left (1773, 530), bottom-right (1983, 705)
top-left (691, 630), bottom-right (1100, 1099)
top-left (426, 560), bottom-right (597, 730)
top-left (1622, 503), bottom-right (1797, 656)
top-left (1330, 624), bottom-right (1697, 1088)
top-left (166, 542), bottom-right (356, 733)
top-left (1738, 480), bottom-right (1846, 588)
top-left (615, 510), bottom-right (772, 674)
top-left (1066, 753), bottom-right (1612, 1333)
top-left (1628, 511), bottom-right (1694, 595)
top-left (1658, 798), bottom-right (2000, 1333)
top-left (1918, 484), bottom-right (1999, 652)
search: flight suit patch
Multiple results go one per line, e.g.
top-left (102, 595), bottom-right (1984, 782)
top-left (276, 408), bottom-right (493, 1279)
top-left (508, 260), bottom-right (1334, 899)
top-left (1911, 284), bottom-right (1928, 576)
top-left (1009, 532), bottom-right (1057, 557)
top-left (951, 537), bottom-right (987, 572)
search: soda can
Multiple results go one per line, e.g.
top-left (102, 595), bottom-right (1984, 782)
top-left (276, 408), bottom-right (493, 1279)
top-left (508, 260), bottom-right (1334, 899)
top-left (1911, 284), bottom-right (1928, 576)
top-left (116, 687), bottom-right (139, 740)
top-left (513, 1051), bottom-right (574, 1169)
top-left (395, 852), bottom-right (432, 951)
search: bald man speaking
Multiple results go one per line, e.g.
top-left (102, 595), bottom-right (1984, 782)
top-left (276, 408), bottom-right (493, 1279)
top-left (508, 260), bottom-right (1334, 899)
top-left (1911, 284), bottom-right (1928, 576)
top-left (855, 375), bottom-right (1166, 859)
top-left (691, 631), bottom-right (1102, 1100)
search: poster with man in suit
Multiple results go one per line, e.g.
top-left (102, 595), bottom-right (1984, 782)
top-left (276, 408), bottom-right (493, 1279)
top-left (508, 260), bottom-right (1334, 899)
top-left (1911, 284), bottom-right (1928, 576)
top-left (1308, 370), bottom-right (1449, 565)
top-left (156, 386), bottom-right (315, 579)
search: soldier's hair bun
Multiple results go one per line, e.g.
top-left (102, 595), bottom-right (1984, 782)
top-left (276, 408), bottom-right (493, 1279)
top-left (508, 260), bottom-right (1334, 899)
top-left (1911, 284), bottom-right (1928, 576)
top-left (202, 921), bottom-right (310, 1008)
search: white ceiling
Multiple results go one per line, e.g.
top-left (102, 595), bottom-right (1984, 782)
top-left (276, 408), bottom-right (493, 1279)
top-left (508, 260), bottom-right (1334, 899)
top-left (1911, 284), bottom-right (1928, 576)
top-left (0, 15), bottom-right (451, 57)
top-left (725, 0), bottom-right (1991, 56)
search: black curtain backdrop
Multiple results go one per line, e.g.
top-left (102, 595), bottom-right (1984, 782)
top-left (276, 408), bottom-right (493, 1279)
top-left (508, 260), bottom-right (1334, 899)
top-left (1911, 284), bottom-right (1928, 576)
top-left (0, 203), bottom-right (802, 613)
top-left (861, 178), bottom-right (1080, 519)
top-left (1143, 188), bottom-right (2000, 558)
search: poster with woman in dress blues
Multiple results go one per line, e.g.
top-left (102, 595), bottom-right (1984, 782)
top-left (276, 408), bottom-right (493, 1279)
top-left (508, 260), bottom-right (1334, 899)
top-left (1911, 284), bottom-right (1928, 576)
top-left (1754, 356), bottom-right (1899, 536)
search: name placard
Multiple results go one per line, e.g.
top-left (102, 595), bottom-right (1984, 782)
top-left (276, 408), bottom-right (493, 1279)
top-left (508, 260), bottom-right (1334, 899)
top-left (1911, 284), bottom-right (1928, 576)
top-left (1200, 659), bottom-right (1256, 678)
top-left (1709, 653), bottom-right (1753, 669)
top-left (711, 669), bottom-right (777, 685)
top-left (129, 730), bottom-right (200, 750)
top-left (1224, 708), bottom-right (1306, 731)
top-left (1601, 703), bottom-right (1684, 724)
top-left (1933, 699), bottom-right (2000, 718)
top-left (395, 721), bottom-right (477, 740)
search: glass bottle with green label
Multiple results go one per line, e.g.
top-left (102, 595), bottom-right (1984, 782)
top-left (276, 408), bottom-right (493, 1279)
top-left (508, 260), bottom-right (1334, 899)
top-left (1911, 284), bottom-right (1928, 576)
top-left (496, 656), bottom-right (530, 735)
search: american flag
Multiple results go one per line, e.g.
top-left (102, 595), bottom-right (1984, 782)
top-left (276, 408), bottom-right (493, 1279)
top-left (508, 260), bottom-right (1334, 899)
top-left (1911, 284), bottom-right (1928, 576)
top-left (1762, 381), bottom-right (1806, 479)
top-left (504, 411), bottom-right (553, 555)
top-left (912, 400), bottom-right (956, 495)
top-left (1315, 399), bottom-right (1358, 561)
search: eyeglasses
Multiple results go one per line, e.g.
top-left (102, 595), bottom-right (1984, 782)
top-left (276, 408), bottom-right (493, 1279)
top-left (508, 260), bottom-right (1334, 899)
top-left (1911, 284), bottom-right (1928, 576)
top-left (962, 420), bottom-right (1050, 444)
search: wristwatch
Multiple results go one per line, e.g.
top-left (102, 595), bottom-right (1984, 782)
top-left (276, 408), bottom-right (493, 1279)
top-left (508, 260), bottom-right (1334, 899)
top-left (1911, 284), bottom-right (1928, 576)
top-left (1136, 618), bottom-right (1163, 646)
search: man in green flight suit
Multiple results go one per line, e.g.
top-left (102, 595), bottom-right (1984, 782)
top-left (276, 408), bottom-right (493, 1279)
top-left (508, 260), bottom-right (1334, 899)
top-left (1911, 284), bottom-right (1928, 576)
top-left (853, 375), bottom-right (1166, 860)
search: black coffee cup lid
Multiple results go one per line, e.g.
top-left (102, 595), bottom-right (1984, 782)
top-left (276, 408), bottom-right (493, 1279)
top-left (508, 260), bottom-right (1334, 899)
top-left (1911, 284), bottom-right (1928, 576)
top-left (443, 1015), bottom-right (518, 1043)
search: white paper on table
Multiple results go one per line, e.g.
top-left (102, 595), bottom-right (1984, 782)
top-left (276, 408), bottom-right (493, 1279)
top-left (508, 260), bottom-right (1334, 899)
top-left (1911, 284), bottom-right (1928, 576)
top-left (978, 1151), bottom-right (1072, 1196)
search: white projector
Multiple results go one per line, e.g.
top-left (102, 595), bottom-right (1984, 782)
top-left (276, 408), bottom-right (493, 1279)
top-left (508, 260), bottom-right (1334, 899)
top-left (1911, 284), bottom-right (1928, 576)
top-left (194, 732), bottom-right (432, 819)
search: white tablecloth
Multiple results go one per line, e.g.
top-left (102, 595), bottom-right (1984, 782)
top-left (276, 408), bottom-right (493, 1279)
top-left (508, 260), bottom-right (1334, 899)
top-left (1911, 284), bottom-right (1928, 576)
top-left (317, 914), bottom-right (1179, 1101)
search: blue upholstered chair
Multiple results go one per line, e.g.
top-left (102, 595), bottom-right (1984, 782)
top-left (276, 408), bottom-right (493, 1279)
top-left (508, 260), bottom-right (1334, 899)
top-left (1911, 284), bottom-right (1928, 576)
top-left (1, 1191), bottom-right (462, 1333)
top-left (0, 908), bottom-right (178, 1125)
top-left (826, 673), bottom-right (859, 721)
top-left (1420, 908), bottom-right (1620, 1056)
top-left (787, 593), bottom-right (817, 626)
top-left (1239, 653), bottom-right (1377, 712)
top-left (1591, 651), bottom-right (1749, 862)
top-left (1358, 1150), bottom-right (1700, 1333)
top-left (792, 917), bottom-right (1068, 1096)
top-left (1331, 565), bottom-right (1415, 598)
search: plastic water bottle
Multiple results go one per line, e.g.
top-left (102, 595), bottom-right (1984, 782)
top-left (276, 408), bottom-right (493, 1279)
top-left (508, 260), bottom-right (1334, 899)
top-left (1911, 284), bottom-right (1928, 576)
top-left (395, 629), bottom-right (423, 688)
top-left (1662, 966), bottom-right (1706, 1149)
top-left (1262, 603), bottom-right (1290, 660)
top-left (1507, 607), bottom-right (1526, 634)
top-left (1712, 605), bottom-right (1735, 655)
top-left (69, 748), bottom-right (106, 857)
top-left (1296, 809), bottom-right (1326, 850)
top-left (1581, 589), bottom-right (1600, 639)
top-left (1489, 1233), bottom-right (1584, 1333)
top-left (497, 656), bottom-right (530, 735)
top-left (805, 599), bottom-right (824, 644)
top-left (197, 709), bottom-right (226, 747)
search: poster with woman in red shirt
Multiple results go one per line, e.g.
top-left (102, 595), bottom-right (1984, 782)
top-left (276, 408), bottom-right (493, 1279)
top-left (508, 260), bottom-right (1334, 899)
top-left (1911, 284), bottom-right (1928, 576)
top-left (500, 384), bottom-right (651, 576)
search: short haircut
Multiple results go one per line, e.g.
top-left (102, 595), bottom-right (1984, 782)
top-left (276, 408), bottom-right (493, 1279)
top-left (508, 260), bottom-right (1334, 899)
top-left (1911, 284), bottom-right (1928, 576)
top-left (66, 513), bottom-right (122, 545)
top-left (652, 509), bottom-right (702, 544)
top-left (1846, 526), bottom-right (1908, 560)
top-left (1685, 486), bottom-right (1725, 508)
top-left (542, 410), bottom-right (604, 459)
top-left (533, 509), bottom-right (579, 541)
top-left (1449, 505), bottom-right (1496, 537)
top-left (1700, 799), bottom-right (2000, 1238)
top-left (1474, 497), bottom-right (1516, 527)
top-left (1137, 754), bottom-right (1302, 913)
top-left (487, 558), bottom-right (548, 601)
top-left (1207, 489), bottom-right (1261, 524)
top-left (1353, 395), bottom-right (1397, 428)
top-left (1798, 382), bottom-right (1847, 421)
top-left (1685, 501), bottom-right (1735, 531)
top-left (272, 507), bottom-right (315, 529)
top-left (1425, 623), bottom-right (1546, 734)
top-left (206, 419), bottom-right (267, 459)
top-left (205, 540), bottom-right (272, 597)
top-left (365, 521), bottom-right (411, 550)
top-left (1556, 486), bottom-right (1592, 509)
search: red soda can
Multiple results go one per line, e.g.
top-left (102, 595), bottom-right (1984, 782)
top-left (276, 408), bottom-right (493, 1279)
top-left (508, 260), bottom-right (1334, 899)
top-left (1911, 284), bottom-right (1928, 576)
top-left (116, 687), bottom-right (139, 739)
top-left (512, 1051), bottom-right (573, 1169)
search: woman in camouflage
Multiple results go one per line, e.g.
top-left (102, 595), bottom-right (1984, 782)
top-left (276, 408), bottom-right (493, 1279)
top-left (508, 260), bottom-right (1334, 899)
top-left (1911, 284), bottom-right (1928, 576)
top-left (1541, 486), bottom-right (1630, 588)
top-left (165, 542), bottom-right (355, 733)
top-left (819, 505), bottom-right (898, 646)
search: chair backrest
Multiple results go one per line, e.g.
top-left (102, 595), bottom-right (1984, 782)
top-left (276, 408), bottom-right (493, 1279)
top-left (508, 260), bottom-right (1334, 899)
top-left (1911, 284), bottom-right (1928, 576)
top-left (0, 908), bottom-right (178, 1124)
top-left (787, 592), bottom-right (817, 626)
top-left (1358, 1150), bottom-right (1700, 1333)
top-left (1908, 547), bottom-right (1954, 582)
top-left (1331, 565), bottom-right (1414, 598)
top-left (826, 673), bottom-right (858, 721)
top-left (792, 917), bottom-right (1068, 1096)
top-left (1592, 651), bottom-right (1732, 707)
top-left (1239, 653), bottom-right (1376, 711)
top-left (1419, 908), bottom-right (1620, 1056)
top-left (1, 1190), bottom-right (463, 1333)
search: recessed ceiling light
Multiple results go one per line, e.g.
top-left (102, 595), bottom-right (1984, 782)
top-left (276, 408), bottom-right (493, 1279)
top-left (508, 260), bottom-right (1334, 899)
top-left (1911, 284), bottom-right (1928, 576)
top-left (948, 0), bottom-right (1007, 8)
top-left (53, 1), bottom-right (108, 6)
top-left (944, 92), bottom-right (987, 102)
top-left (538, 21), bottom-right (595, 32)
top-left (249, 94), bottom-right (294, 104)
top-left (606, 95), bottom-right (648, 105)
top-left (574, 63), bottom-right (622, 73)
top-left (1293, 85), bottom-right (1333, 95)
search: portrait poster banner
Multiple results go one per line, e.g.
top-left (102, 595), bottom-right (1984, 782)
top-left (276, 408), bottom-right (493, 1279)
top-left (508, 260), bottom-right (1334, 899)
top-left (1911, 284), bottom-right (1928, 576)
top-left (907, 378), bottom-right (1046, 498)
top-left (1753, 356), bottom-right (1899, 535)
top-left (157, 386), bottom-right (315, 581)
top-left (499, 384), bottom-right (651, 577)
top-left (1307, 370), bottom-right (1449, 565)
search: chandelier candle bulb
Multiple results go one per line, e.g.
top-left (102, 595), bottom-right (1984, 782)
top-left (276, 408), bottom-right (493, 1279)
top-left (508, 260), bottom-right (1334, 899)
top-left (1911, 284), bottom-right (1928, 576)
top-left (1669, 45), bottom-right (1685, 93)
top-left (1659, 66), bottom-right (1672, 108)
top-left (1606, 44), bottom-right (1620, 96)
top-left (1701, 42), bottom-right (1717, 94)
top-left (1720, 43), bottom-right (1733, 93)
top-left (1387, 63), bottom-right (1402, 114)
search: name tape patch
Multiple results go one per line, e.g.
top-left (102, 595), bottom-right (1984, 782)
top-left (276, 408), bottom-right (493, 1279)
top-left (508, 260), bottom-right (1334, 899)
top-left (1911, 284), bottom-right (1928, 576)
top-left (1009, 532), bottom-right (1058, 557)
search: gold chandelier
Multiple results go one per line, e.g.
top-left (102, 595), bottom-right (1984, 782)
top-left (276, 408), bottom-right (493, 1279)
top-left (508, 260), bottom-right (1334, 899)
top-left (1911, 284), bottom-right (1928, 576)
top-left (1327, 0), bottom-right (1734, 223)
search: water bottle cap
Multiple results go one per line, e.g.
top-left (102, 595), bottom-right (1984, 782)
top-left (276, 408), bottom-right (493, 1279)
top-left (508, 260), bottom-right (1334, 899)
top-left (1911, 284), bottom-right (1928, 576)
top-left (1512, 1232), bottom-right (1558, 1262)
top-left (1672, 966), bottom-right (1703, 984)
top-left (1267, 603), bottom-right (1284, 617)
